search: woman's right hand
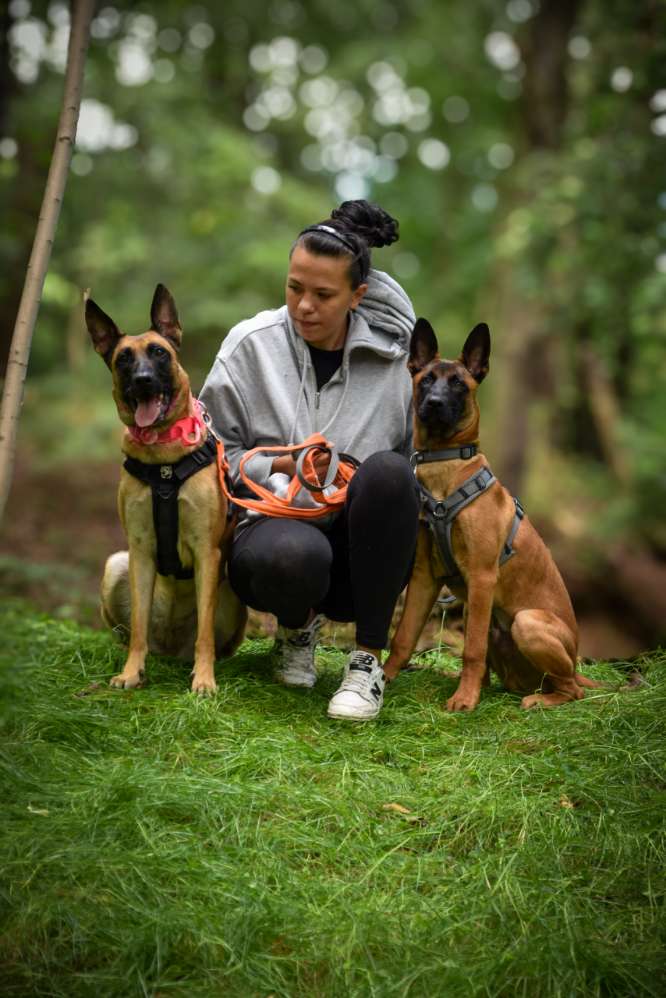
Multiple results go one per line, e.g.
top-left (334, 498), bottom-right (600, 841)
top-left (271, 450), bottom-right (331, 480)
top-left (271, 455), bottom-right (297, 477)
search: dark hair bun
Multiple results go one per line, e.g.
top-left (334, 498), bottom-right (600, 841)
top-left (330, 200), bottom-right (399, 248)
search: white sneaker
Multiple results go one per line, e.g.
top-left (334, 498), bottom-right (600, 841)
top-left (273, 613), bottom-right (325, 688)
top-left (327, 650), bottom-right (386, 721)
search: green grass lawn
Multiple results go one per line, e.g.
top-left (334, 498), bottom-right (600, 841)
top-left (1, 602), bottom-right (664, 997)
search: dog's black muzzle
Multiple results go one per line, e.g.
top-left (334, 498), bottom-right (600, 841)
top-left (418, 385), bottom-right (464, 432)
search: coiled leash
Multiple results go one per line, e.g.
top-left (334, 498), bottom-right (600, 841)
top-left (216, 432), bottom-right (359, 520)
top-left (412, 444), bottom-right (524, 587)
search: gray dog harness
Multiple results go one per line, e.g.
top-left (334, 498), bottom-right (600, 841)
top-left (411, 444), bottom-right (524, 587)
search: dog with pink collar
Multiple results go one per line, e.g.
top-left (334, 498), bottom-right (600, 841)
top-left (86, 284), bottom-right (246, 693)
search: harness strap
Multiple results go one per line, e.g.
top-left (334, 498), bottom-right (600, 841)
top-left (123, 434), bottom-right (218, 579)
top-left (500, 498), bottom-right (524, 566)
top-left (417, 465), bottom-right (524, 586)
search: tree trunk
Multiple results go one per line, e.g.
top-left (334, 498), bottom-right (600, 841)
top-left (0, 0), bottom-right (95, 528)
top-left (494, 0), bottom-right (584, 492)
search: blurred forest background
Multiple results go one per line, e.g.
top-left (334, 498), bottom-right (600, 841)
top-left (1, 0), bottom-right (664, 657)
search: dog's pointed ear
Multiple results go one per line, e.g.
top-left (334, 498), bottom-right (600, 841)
top-left (408, 318), bottom-right (440, 376)
top-left (460, 323), bottom-right (490, 383)
top-left (150, 284), bottom-right (182, 349)
top-left (85, 297), bottom-right (122, 367)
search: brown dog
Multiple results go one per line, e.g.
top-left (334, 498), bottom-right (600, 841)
top-left (384, 318), bottom-right (599, 710)
top-left (86, 284), bottom-right (246, 693)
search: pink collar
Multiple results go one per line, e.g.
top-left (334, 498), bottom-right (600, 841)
top-left (127, 396), bottom-right (206, 447)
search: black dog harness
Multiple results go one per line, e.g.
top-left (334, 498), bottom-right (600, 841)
top-left (123, 434), bottom-right (218, 579)
top-left (411, 444), bottom-right (524, 588)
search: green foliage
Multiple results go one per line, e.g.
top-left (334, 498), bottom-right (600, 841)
top-left (1, 604), bottom-right (665, 996)
top-left (2, 2), bottom-right (665, 582)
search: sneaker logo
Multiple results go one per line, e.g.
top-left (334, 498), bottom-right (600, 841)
top-left (288, 633), bottom-right (312, 648)
top-left (353, 653), bottom-right (376, 667)
top-left (370, 682), bottom-right (382, 700)
top-left (349, 663), bottom-right (373, 674)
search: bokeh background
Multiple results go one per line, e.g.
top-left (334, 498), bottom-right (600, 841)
top-left (1, 0), bottom-right (665, 657)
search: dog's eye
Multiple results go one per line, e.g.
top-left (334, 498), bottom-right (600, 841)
top-left (450, 375), bottom-right (465, 389)
top-left (115, 348), bottom-right (133, 367)
top-left (420, 372), bottom-right (435, 386)
top-left (149, 344), bottom-right (168, 358)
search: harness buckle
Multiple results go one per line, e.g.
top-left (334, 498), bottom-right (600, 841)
top-left (160, 465), bottom-right (173, 480)
top-left (432, 501), bottom-right (447, 519)
top-left (460, 445), bottom-right (475, 460)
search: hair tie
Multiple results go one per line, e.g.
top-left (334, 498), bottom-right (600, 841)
top-left (299, 224), bottom-right (358, 256)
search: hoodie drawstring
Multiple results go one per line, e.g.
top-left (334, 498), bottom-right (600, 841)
top-left (288, 341), bottom-right (309, 444)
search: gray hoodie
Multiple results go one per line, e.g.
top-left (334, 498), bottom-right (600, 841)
top-left (199, 269), bottom-right (415, 511)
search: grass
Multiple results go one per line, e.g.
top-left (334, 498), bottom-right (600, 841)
top-left (0, 601), bottom-right (664, 997)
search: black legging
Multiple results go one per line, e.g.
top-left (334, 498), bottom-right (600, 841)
top-left (228, 451), bottom-right (420, 649)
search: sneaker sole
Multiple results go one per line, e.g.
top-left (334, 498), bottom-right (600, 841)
top-left (275, 673), bottom-right (317, 689)
top-left (327, 705), bottom-right (380, 720)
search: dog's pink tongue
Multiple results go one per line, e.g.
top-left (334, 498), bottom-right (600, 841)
top-left (135, 398), bottom-right (162, 427)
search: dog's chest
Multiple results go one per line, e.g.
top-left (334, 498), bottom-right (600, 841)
top-left (118, 467), bottom-right (222, 556)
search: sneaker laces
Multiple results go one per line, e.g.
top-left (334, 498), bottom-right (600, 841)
top-left (339, 652), bottom-right (383, 700)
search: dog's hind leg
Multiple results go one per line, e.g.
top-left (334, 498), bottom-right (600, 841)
top-left (510, 609), bottom-right (583, 709)
top-left (101, 551), bottom-right (130, 642)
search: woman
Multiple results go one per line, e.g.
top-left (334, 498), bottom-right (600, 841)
top-left (200, 200), bottom-right (419, 720)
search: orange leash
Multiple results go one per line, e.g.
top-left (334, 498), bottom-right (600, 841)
top-left (216, 433), bottom-right (357, 519)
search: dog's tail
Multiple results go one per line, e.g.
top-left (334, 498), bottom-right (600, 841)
top-left (575, 664), bottom-right (644, 692)
top-left (577, 652), bottom-right (647, 691)
top-left (575, 672), bottom-right (608, 689)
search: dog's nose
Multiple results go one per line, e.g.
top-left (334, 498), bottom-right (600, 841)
top-left (132, 371), bottom-right (157, 396)
top-left (424, 396), bottom-right (444, 414)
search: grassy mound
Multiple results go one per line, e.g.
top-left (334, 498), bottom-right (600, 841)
top-left (0, 602), bottom-right (664, 997)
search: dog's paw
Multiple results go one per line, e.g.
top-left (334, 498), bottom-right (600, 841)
top-left (109, 670), bottom-right (145, 690)
top-left (520, 694), bottom-right (544, 709)
top-left (190, 675), bottom-right (218, 696)
top-left (445, 687), bottom-right (480, 712)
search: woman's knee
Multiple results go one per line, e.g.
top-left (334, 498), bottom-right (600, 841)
top-left (350, 451), bottom-right (417, 505)
top-left (230, 520), bottom-right (332, 595)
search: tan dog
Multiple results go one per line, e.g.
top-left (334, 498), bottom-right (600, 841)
top-left (384, 318), bottom-right (599, 710)
top-left (86, 285), bottom-right (246, 693)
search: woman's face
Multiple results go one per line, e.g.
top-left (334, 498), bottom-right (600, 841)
top-left (286, 245), bottom-right (368, 350)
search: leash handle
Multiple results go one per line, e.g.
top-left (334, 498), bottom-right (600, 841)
top-left (216, 433), bottom-right (356, 519)
top-left (295, 442), bottom-right (340, 492)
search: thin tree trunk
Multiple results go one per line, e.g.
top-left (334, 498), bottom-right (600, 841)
top-left (494, 0), bottom-right (584, 492)
top-left (0, 0), bottom-right (95, 527)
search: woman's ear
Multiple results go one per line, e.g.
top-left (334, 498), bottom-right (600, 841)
top-left (350, 282), bottom-right (368, 310)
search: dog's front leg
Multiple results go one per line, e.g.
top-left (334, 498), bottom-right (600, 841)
top-left (384, 526), bottom-right (440, 680)
top-left (446, 571), bottom-right (496, 712)
top-left (191, 546), bottom-right (221, 695)
top-left (110, 549), bottom-right (156, 689)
